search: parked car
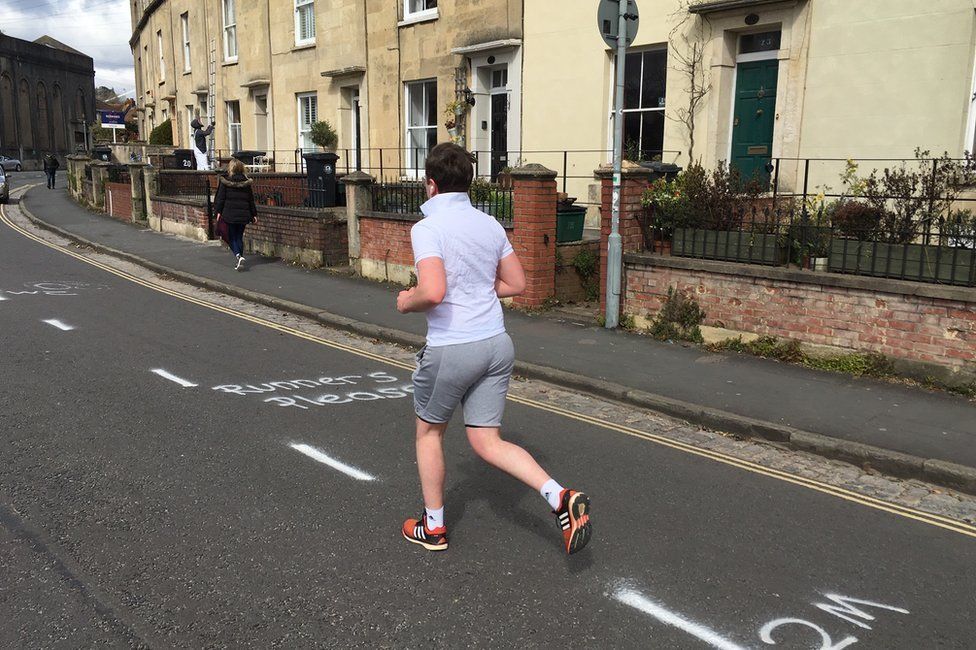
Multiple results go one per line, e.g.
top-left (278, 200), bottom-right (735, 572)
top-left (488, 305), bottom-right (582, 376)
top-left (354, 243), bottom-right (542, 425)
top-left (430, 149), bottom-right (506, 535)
top-left (0, 156), bottom-right (23, 172)
top-left (0, 169), bottom-right (8, 204)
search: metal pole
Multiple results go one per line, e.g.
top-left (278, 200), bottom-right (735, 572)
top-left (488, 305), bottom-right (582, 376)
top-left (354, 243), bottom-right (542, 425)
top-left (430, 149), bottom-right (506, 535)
top-left (605, 0), bottom-right (629, 329)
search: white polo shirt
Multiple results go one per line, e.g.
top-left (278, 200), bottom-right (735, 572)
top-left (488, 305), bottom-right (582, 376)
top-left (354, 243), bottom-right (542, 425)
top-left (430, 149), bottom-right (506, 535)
top-left (411, 192), bottom-right (514, 347)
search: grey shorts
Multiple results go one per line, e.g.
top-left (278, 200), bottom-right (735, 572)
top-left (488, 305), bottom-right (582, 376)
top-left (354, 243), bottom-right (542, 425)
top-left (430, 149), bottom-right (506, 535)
top-left (413, 332), bottom-right (515, 427)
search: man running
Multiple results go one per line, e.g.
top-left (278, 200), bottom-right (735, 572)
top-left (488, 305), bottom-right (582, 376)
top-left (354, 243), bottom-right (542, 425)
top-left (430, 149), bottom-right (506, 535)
top-left (396, 143), bottom-right (592, 555)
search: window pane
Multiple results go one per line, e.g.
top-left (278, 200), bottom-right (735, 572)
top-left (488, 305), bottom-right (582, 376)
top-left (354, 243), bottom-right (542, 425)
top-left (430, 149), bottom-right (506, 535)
top-left (623, 112), bottom-right (641, 155)
top-left (623, 52), bottom-right (641, 109)
top-left (408, 85), bottom-right (424, 127)
top-left (424, 81), bottom-right (436, 126)
top-left (640, 50), bottom-right (667, 110)
top-left (640, 111), bottom-right (665, 159)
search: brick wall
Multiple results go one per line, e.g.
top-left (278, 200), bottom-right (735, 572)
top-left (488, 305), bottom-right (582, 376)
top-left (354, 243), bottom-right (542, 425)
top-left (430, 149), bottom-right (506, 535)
top-left (623, 254), bottom-right (976, 380)
top-left (152, 196), bottom-right (210, 233)
top-left (105, 182), bottom-right (132, 222)
top-left (358, 214), bottom-right (417, 284)
top-left (245, 207), bottom-right (348, 267)
top-left (556, 240), bottom-right (601, 303)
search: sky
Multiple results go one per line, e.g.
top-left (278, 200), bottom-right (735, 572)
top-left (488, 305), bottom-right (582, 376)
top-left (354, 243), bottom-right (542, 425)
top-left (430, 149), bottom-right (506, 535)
top-left (0, 0), bottom-right (135, 94)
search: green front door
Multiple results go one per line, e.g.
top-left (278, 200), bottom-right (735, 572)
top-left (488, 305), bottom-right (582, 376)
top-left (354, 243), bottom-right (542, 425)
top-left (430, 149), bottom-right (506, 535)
top-left (731, 59), bottom-right (778, 187)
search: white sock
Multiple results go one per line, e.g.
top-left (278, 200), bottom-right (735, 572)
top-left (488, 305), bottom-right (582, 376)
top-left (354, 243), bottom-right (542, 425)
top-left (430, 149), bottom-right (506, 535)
top-left (541, 479), bottom-right (564, 510)
top-left (425, 506), bottom-right (444, 530)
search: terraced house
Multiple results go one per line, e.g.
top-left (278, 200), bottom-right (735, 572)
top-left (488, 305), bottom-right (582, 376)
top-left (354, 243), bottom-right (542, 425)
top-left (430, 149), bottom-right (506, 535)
top-left (132, 1), bottom-right (976, 191)
top-left (129, 0), bottom-right (521, 175)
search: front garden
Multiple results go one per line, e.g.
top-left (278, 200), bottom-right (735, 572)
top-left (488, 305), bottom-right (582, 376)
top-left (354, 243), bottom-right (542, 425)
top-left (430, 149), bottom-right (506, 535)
top-left (639, 152), bottom-right (976, 287)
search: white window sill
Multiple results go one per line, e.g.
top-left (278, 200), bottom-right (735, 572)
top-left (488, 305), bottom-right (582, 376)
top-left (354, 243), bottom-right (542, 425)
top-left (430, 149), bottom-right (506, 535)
top-left (183, 69), bottom-right (191, 76)
top-left (292, 41), bottom-right (316, 51)
top-left (222, 58), bottom-right (239, 67)
top-left (398, 8), bottom-right (438, 27)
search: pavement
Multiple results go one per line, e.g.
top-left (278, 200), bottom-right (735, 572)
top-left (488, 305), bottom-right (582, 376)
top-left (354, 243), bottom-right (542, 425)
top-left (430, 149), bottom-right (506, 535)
top-left (3, 177), bottom-right (976, 647)
top-left (10, 172), bottom-right (976, 494)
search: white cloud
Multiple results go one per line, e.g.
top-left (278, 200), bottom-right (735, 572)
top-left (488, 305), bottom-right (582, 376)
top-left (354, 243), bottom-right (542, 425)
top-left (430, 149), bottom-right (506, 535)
top-left (0, 0), bottom-right (135, 93)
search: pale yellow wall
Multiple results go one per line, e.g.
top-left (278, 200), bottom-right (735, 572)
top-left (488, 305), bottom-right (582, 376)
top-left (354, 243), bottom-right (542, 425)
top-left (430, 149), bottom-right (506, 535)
top-left (522, 0), bottom-right (976, 199)
top-left (800, 0), bottom-right (976, 159)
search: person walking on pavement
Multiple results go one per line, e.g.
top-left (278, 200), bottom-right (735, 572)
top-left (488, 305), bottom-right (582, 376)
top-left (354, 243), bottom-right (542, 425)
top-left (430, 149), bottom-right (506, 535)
top-left (214, 158), bottom-right (257, 271)
top-left (190, 113), bottom-right (215, 171)
top-left (397, 143), bottom-right (592, 555)
top-left (43, 153), bottom-right (59, 189)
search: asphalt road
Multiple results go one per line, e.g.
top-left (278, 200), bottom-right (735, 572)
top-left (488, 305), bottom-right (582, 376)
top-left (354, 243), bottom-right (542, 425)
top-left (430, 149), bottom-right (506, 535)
top-left (1, 176), bottom-right (975, 648)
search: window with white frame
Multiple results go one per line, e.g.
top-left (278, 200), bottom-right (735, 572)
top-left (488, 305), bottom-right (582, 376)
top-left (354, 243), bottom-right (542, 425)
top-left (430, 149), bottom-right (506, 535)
top-left (618, 48), bottom-right (667, 161)
top-left (295, 0), bottom-right (315, 46)
top-left (226, 100), bottom-right (242, 152)
top-left (404, 0), bottom-right (437, 19)
top-left (181, 13), bottom-right (191, 72)
top-left (222, 0), bottom-right (238, 61)
top-left (405, 79), bottom-right (437, 173)
top-left (156, 30), bottom-right (165, 81)
top-left (297, 92), bottom-right (318, 151)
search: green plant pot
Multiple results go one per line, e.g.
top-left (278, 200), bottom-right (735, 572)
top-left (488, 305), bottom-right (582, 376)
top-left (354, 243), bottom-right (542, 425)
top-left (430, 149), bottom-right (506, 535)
top-left (829, 240), bottom-right (976, 286)
top-left (673, 228), bottom-right (785, 265)
top-left (556, 207), bottom-right (587, 243)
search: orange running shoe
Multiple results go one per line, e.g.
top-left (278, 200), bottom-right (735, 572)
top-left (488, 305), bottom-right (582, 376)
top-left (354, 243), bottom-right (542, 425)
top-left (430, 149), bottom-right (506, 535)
top-left (402, 513), bottom-right (448, 551)
top-left (554, 489), bottom-right (592, 554)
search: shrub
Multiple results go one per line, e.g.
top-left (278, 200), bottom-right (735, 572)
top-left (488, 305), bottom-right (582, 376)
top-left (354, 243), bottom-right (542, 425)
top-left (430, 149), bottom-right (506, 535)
top-left (829, 200), bottom-right (886, 241)
top-left (148, 119), bottom-right (173, 145)
top-left (940, 209), bottom-right (976, 246)
top-left (649, 286), bottom-right (706, 343)
top-left (309, 120), bottom-right (338, 149)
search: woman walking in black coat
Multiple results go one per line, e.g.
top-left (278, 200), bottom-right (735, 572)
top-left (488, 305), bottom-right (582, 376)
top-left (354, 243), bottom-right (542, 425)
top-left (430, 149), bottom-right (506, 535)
top-left (214, 158), bottom-right (258, 271)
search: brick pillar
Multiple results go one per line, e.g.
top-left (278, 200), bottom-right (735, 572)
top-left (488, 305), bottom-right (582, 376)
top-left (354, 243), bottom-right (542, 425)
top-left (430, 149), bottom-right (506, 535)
top-left (340, 171), bottom-right (374, 274)
top-left (511, 163), bottom-right (558, 307)
top-left (128, 162), bottom-right (148, 223)
top-left (596, 166), bottom-right (653, 316)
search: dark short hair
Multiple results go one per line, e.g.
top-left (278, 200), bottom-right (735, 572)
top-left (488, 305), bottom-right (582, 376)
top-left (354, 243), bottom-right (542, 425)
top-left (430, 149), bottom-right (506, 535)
top-left (425, 142), bottom-right (474, 193)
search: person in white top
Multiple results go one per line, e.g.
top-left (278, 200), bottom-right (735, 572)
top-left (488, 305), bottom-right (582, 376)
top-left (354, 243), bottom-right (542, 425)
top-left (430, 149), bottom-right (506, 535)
top-left (396, 143), bottom-right (592, 555)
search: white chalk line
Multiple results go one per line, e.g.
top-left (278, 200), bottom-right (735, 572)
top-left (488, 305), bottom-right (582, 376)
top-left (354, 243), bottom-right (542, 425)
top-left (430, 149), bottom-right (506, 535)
top-left (42, 318), bottom-right (75, 331)
top-left (289, 443), bottom-right (376, 482)
top-left (613, 587), bottom-right (747, 650)
top-left (151, 368), bottom-right (198, 388)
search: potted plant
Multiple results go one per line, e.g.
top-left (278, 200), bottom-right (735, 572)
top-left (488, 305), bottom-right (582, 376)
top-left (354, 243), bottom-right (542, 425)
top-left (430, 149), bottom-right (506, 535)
top-left (309, 120), bottom-right (338, 152)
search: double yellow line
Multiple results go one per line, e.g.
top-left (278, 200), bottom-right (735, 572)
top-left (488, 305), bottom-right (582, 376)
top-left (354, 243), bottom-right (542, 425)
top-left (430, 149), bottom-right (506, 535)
top-left (3, 192), bottom-right (975, 541)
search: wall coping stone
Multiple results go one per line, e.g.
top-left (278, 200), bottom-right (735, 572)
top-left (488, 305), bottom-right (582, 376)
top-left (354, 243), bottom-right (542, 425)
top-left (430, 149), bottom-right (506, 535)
top-left (255, 205), bottom-right (346, 222)
top-left (341, 171), bottom-right (376, 185)
top-left (624, 252), bottom-right (976, 303)
top-left (594, 165), bottom-right (654, 180)
top-left (509, 163), bottom-right (557, 179)
top-left (360, 210), bottom-right (423, 223)
top-left (154, 195), bottom-right (207, 208)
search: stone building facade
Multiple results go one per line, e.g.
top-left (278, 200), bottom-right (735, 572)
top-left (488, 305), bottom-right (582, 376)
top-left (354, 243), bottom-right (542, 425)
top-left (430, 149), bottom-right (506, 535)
top-left (129, 0), bottom-right (520, 175)
top-left (0, 33), bottom-right (95, 168)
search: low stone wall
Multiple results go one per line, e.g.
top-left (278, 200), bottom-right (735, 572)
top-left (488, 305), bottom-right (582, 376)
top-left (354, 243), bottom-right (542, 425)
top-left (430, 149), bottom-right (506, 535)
top-left (152, 197), bottom-right (210, 241)
top-left (556, 239), bottom-right (601, 304)
top-left (245, 206), bottom-right (348, 267)
top-left (623, 253), bottom-right (976, 385)
top-left (105, 182), bottom-right (132, 222)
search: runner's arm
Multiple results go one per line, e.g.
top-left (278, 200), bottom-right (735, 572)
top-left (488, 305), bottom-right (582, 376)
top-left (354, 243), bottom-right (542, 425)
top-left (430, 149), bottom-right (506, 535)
top-left (397, 257), bottom-right (447, 313)
top-left (495, 252), bottom-right (525, 298)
